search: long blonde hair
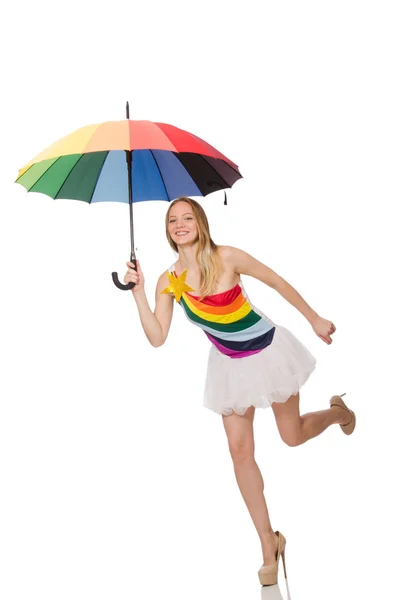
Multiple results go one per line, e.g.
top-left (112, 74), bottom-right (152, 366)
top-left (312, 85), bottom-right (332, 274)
top-left (165, 197), bottom-right (222, 298)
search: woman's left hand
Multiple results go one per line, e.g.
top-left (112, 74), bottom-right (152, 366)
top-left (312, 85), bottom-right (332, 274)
top-left (311, 315), bottom-right (336, 345)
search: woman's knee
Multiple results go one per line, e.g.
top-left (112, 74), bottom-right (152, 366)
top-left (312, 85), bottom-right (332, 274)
top-left (277, 419), bottom-right (303, 447)
top-left (228, 437), bottom-right (255, 461)
top-left (222, 407), bottom-right (255, 461)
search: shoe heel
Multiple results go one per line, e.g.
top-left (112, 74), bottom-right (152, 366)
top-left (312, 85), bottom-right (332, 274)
top-left (281, 547), bottom-right (287, 579)
top-left (281, 547), bottom-right (292, 600)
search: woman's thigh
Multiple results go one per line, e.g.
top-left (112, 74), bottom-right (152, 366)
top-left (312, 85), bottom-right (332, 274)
top-left (271, 393), bottom-right (301, 443)
top-left (222, 406), bottom-right (256, 455)
top-left (271, 392), bottom-right (300, 420)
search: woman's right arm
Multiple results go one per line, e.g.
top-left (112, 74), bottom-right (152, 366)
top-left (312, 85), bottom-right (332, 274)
top-left (125, 262), bottom-right (173, 347)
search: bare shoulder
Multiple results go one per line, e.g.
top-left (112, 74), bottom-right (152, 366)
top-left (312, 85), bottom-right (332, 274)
top-left (217, 245), bottom-right (245, 269)
top-left (154, 269), bottom-right (174, 314)
top-left (218, 245), bottom-right (282, 289)
top-left (217, 244), bottom-right (238, 263)
top-left (155, 269), bottom-right (171, 292)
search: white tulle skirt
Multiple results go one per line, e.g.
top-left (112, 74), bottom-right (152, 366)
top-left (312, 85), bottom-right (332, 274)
top-left (203, 310), bottom-right (316, 416)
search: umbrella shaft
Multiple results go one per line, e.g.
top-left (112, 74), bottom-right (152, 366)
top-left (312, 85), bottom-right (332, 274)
top-left (129, 202), bottom-right (135, 262)
top-left (126, 150), bottom-right (135, 261)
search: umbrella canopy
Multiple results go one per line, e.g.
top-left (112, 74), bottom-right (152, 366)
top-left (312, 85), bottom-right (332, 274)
top-left (15, 110), bottom-right (242, 290)
top-left (16, 120), bottom-right (242, 203)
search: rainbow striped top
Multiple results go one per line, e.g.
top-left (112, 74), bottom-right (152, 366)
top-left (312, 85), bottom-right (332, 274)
top-left (169, 264), bottom-right (276, 359)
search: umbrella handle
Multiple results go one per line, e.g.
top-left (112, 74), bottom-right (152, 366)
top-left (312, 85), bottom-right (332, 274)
top-left (111, 258), bottom-right (137, 291)
top-left (111, 272), bottom-right (134, 290)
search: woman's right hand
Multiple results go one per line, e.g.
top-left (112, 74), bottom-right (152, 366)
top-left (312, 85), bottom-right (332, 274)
top-left (124, 260), bottom-right (145, 293)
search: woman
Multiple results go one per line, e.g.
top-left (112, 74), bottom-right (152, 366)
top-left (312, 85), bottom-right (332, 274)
top-left (123, 196), bottom-right (356, 588)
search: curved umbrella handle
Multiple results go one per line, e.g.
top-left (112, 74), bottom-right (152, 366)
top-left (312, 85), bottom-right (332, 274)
top-left (111, 272), bottom-right (134, 290)
top-left (111, 258), bottom-right (136, 291)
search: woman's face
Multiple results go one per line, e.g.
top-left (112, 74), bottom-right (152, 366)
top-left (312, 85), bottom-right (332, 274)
top-left (167, 201), bottom-right (199, 246)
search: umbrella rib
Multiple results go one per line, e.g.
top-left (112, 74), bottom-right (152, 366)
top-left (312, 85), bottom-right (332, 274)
top-left (54, 154), bottom-right (86, 199)
top-left (197, 154), bottom-right (232, 191)
top-left (20, 156), bottom-right (63, 192)
top-left (202, 153), bottom-right (242, 179)
top-left (87, 151), bottom-right (110, 203)
top-left (150, 150), bottom-right (171, 201)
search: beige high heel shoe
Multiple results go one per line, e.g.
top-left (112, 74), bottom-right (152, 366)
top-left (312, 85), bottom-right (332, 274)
top-left (330, 393), bottom-right (356, 435)
top-left (258, 531), bottom-right (287, 586)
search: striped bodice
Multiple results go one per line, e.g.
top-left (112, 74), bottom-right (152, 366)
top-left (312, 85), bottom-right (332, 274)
top-left (169, 265), bottom-right (276, 359)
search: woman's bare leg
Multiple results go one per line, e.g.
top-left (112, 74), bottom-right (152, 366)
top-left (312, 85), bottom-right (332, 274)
top-left (271, 392), bottom-right (351, 446)
top-left (222, 406), bottom-right (278, 565)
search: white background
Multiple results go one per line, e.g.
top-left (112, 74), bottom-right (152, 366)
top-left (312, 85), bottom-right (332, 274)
top-left (1, 1), bottom-right (396, 599)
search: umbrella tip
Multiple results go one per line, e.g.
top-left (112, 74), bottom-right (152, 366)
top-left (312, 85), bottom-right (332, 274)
top-left (224, 191), bottom-right (228, 205)
top-left (126, 101), bottom-right (130, 119)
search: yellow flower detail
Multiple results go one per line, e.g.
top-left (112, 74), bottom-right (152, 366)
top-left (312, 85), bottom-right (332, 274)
top-left (160, 269), bottom-right (195, 302)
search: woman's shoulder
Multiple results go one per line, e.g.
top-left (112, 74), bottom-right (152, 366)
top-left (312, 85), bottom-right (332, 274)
top-left (217, 245), bottom-right (242, 264)
top-left (157, 264), bottom-right (174, 284)
top-left (155, 268), bottom-right (175, 299)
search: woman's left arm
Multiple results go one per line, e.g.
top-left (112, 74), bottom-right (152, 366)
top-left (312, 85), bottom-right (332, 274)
top-left (225, 246), bottom-right (336, 345)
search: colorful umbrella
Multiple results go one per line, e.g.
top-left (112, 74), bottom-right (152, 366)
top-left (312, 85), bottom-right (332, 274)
top-left (15, 103), bottom-right (242, 290)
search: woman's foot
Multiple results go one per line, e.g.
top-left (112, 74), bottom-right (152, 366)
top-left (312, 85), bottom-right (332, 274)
top-left (330, 394), bottom-right (356, 435)
top-left (330, 404), bottom-right (353, 426)
top-left (258, 531), bottom-right (288, 587)
top-left (261, 531), bottom-right (279, 565)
